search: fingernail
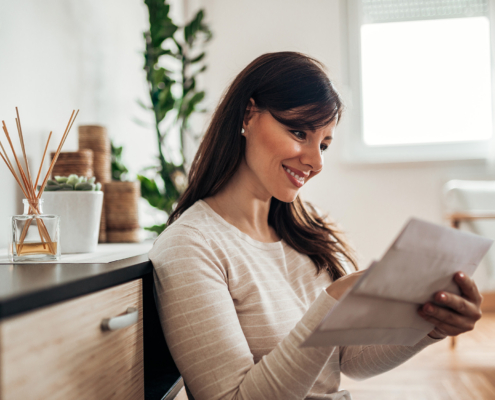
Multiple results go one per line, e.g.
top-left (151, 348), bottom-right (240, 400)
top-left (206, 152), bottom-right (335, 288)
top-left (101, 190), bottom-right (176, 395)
top-left (458, 272), bottom-right (465, 279)
top-left (438, 293), bottom-right (446, 302)
top-left (424, 304), bottom-right (434, 313)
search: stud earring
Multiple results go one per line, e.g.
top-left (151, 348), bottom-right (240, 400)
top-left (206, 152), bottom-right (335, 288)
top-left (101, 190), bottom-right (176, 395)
top-left (241, 128), bottom-right (245, 134)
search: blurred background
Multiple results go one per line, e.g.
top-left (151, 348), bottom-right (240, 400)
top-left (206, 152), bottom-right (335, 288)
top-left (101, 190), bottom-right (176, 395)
top-left (1, 0), bottom-right (495, 285)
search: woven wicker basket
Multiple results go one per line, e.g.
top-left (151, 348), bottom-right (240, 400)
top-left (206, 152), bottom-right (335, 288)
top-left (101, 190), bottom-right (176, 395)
top-left (78, 125), bottom-right (111, 242)
top-left (104, 181), bottom-right (141, 243)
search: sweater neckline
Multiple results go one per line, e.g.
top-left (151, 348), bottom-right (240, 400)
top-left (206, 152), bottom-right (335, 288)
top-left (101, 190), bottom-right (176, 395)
top-left (197, 200), bottom-right (284, 250)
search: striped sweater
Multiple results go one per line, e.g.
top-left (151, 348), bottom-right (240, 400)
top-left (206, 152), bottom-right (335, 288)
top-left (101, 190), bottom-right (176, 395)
top-left (149, 200), bottom-right (439, 400)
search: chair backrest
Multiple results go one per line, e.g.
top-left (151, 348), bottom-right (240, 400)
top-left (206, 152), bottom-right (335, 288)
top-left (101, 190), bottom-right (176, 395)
top-left (443, 180), bottom-right (495, 292)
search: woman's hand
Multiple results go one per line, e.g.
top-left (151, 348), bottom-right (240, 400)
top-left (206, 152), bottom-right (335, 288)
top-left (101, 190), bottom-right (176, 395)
top-left (418, 271), bottom-right (483, 340)
top-left (326, 270), bottom-right (366, 300)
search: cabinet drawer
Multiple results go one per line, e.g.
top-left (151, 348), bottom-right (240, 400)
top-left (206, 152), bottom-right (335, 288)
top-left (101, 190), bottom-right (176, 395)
top-left (0, 279), bottom-right (143, 400)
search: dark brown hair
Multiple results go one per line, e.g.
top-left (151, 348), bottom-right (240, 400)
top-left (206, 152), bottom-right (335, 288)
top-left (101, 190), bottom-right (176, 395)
top-left (168, 52), bottom-right (357, 280)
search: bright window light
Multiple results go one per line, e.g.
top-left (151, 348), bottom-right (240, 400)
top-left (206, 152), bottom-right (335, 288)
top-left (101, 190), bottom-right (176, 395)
top-left (361, 17), bottom-right (493, 146)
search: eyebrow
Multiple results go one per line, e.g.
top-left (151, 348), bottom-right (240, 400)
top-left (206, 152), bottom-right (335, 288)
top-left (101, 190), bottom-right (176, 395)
top-left (288, 124), bottom-right (333, 141)
top-left (311, 132), bottom-right (333, 141)
top-left (306, 130), bottom-right (332, 141)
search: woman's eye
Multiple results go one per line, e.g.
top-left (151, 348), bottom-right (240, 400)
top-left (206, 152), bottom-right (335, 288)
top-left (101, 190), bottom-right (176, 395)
top-left (320, 144), bottom-right (329, 153)
top-left (290, 130), bottom-right (306, 140)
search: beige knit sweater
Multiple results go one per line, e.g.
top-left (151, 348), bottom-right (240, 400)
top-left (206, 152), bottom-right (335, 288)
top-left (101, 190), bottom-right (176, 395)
top-left (149, 200), bottom-right (440, 400)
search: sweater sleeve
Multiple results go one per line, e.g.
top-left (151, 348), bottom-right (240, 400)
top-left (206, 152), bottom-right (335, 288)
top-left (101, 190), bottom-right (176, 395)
top-left (339, 335), bottom-right (444, 381)
top-left (149, 224), bottom-right (340, 400)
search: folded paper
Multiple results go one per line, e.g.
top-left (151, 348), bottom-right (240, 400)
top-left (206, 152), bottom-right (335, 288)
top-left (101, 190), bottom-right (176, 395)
top-left (302, 218), bottom-right (493, 347)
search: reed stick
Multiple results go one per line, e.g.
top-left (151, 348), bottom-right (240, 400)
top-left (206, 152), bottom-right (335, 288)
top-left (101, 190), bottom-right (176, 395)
top-left (2, 122), bottom-right (31, 196)
top-left (15, 108), bottom-right (34, 194)
top-left (1, 109), bottom-right (78, 258)
top-left (0, 147), bottom-right (49, 252)
top-left (0, 149), bottom-right (30, 199)
top-left (36, 110), bottom-right (77, 200)
top-left (0, 143), bottom-right (46, 218)
top-left (0, 140), bottom-right (15, 174)
top-left (2, 121), bottom-right (51, 253)
top-left (35, 131), bottom-right (52, 190)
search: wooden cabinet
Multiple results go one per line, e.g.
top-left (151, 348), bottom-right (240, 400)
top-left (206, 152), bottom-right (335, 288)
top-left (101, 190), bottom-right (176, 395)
top-left (0, 279), bottom-right (144, 400)
top-left (175, 387), bottom-right (188, 400)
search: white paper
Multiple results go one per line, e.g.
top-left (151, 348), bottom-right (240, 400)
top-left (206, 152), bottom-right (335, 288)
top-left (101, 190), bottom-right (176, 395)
top-left (302, 218), bottom-right (493, 347)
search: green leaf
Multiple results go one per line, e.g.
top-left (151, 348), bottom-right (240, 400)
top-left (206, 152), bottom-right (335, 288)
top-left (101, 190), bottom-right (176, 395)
top-left (155, 48), bottom-right (174, 58)
top-left (153, 68), bottom-right (166, 86)
top-left (189, 52), bottom-right (205, 64)
top-left (137, 98), bottom-right (151, 110)
top-left (183, 91), bottom-right (205, 118)
top-left (193, 65), bottom-right (207, 76)
top-left (183, 78), bottom-right (196, 97)
top-left (145, 0), bottom-right (178, 48)
top-left (132, 117), bottom-right (151, 128)
top-left (111, 142), bottom-right (123, 157)
top-left (144, 223), bottom-right (167, 234)
top-left (173, 37), bottom-right (183, 55)
top-left (152, 67), bottom-right (174, 89)
top-left (111, 140), bottom-right (129, 181)
top-left (185, 10), bottom-right (204, 44)
top-left (157, 88), bottom-right (176, 122)
top-left (138, 175), bottom-right (167, 210)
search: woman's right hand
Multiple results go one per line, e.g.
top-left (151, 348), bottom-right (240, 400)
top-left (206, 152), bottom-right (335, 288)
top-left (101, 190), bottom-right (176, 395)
top-left (326, 269), bottom-right (366, 300)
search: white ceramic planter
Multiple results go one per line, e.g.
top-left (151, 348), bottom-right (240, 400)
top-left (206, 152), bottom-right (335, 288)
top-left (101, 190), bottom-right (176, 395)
top-left (42, 191), bottom-right (104, 254)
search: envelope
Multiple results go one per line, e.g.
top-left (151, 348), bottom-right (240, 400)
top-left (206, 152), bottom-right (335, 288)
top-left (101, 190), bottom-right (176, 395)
top-left (301, 218), bottom-right (493, 347)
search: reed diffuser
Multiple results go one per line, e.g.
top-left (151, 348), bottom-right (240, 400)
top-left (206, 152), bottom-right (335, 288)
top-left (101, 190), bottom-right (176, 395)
top-left (0, 108), bottom-right (79, 261)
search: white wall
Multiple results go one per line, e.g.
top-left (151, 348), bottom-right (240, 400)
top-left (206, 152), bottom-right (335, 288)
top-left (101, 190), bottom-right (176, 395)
top-left (0, 0), bottom-right (154, 247)
top-left (191, 0), bottom-right (495, 272)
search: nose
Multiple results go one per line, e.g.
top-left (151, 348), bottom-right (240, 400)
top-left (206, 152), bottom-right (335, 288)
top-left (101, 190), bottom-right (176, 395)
top-left (300, 142), bottom-right (324, 173)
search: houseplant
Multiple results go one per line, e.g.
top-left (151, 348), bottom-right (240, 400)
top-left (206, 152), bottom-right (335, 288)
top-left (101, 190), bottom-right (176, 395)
top-left (42, 175), bottom-right (103, 253)
top-left (139, 0), bottom-right (211, 235)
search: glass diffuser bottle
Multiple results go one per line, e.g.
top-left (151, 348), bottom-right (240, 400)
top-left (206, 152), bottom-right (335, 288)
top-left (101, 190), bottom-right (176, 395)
top-left (9, 198), bottom-right (60, 262)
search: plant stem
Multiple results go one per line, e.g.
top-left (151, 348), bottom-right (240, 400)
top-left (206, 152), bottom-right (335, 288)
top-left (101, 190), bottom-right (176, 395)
top-left (180, 53), bottom-right (187, 155)
top-left (145, 36), bottom-right (169, 192)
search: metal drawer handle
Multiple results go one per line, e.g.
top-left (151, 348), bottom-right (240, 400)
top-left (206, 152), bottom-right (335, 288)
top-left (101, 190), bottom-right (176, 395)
top-left (101, 307), bottom-right (138, 331)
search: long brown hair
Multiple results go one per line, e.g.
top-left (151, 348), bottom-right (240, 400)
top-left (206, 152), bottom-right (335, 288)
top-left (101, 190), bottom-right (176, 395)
top-left (168, 52), bottom-right (357, 280)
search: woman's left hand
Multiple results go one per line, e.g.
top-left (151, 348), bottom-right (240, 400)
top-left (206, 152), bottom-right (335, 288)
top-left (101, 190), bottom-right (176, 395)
top-left (418, 271), bottom-right (483, 340)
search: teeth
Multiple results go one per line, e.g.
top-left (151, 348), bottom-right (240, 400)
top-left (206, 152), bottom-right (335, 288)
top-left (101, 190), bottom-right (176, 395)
top-left (283, 166), bottom-right (304, 183)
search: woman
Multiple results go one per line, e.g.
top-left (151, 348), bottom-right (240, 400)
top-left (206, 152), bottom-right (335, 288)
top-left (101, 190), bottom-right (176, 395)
top-left (149, 52), bottom-right (483, 400)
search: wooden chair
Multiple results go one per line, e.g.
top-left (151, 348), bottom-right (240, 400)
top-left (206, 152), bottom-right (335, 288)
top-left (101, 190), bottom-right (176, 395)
top-left (445, 211), bottom-right (495, 349)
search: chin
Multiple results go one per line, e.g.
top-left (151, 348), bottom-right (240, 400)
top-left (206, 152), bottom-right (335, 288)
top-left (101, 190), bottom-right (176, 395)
top-left (273, 190), bottom-right (299, 203)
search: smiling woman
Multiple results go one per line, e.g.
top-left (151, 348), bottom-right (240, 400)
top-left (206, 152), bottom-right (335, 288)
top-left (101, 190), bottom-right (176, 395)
top-left (148, 52), bottom-right (480, 400)
top-left (168, 52), bottom-right (353, 279)
top-left (241, 105), bottom-right (336, 195)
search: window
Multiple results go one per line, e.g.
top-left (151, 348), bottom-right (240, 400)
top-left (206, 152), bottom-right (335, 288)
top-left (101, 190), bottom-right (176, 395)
top-left (344, 0), bottom-right (495, 163)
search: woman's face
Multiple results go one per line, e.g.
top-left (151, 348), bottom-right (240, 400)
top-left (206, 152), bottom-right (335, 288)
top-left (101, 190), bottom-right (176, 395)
top-left (241, 105), bottom-right (336, 203)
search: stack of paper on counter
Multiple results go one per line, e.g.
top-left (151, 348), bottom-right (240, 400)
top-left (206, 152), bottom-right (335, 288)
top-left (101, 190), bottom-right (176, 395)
top-left (302, 218), bottom-right (493, 347)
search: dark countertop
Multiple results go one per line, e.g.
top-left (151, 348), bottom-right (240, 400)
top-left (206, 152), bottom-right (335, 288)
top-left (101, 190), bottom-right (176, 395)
top-left (0, 254), bottom-right (151, 319)
top-left (0, 253), bottom-right (182, 400)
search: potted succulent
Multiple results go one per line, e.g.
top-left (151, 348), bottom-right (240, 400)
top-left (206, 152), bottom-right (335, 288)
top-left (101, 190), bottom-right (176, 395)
top-left (41, 175), bottom-right (103, 253)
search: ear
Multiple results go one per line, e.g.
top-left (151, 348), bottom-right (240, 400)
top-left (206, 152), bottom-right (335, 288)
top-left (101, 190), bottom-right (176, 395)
top-left (242, 98), bottom-right (256, 136)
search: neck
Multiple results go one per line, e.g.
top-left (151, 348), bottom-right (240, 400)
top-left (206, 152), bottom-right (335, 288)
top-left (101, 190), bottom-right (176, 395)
top-left (203, 160), bottom-right (279, 243)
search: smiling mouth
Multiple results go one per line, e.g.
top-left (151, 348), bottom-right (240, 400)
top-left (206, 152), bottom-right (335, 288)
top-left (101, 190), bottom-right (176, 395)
top-left (282, 165), bottom-right (305, 187)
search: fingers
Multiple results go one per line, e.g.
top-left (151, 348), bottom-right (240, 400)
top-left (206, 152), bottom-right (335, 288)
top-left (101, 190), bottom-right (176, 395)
top-left (432, 290), bottom-right (482, 320)
top-left (418, 311), bottom-right (466, 336)
top-left (419, 303), bottom-right (477, 334)
top-left (417, 271), bottom-right (483, 338)
top-left (454, 272), bottom-right (483, 305)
